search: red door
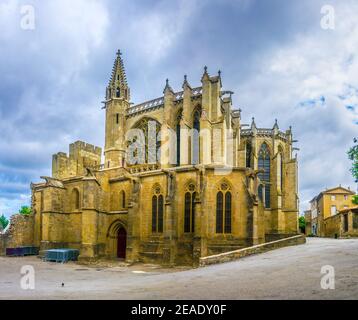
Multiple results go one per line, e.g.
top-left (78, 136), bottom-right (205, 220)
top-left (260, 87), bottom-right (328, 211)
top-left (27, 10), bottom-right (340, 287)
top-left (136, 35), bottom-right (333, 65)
top-left (117, 228), bottom-right (127, 259)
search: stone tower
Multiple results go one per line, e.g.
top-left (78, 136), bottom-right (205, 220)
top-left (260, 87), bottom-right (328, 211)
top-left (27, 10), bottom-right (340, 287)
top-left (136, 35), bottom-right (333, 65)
top-left (104, 50), bottom-right (130, 168)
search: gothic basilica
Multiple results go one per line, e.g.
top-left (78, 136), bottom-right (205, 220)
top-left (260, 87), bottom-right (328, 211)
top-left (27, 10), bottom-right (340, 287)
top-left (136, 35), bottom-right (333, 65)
top-left (29, 51), bottom-right (299, 266)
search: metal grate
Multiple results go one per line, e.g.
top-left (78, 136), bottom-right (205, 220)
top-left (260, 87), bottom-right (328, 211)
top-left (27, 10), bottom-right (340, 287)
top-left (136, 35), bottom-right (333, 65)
top-left (6, 246), bottom-right (39, 257)
top-left (43, 249), bottom-right (79, 263)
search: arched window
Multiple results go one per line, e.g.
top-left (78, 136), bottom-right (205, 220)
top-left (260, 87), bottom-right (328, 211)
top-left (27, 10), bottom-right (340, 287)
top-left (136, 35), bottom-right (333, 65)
top-left (216, 182), bottom-right (232, 234)
top-left (246, 141), bottom-right (252, 168)
top-left (277, 148), bottom-right (284, 191)
top-left (130, 118), bottom-right (161, 165)
top-left (258, 184), bottom-right (263, 202)
top-left (116, 87), bottom-right (121, 98)
top-left (121, 190), bottom-right (126, 209)
top-left (192, 109), bottom-right (201, 165)
top-left (152, 186), bottom-right (164, 233)
top-left (216, 191), bottom-right (223, 233)
top-left (225, 192), bottom-right (232, 233)
top-left (258, 143), bottom-right (271, 208)
top-left (71, 189), bottom-right (80, 211)
top-left (184, 183), bottom-right (196, 233)
top-left (176, 110), bottom-right (182, 166)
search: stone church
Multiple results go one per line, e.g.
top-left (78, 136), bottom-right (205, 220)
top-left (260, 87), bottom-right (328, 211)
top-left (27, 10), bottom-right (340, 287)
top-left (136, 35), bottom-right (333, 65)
top-left (29, 51), bottom-right (299, 266)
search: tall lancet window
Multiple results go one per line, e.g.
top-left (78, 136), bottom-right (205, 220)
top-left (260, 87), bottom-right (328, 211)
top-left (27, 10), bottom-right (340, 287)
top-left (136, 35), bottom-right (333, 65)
top-left (192, 109), bottom-right (201, 165)
top-left (277, 147), bottom-right (284, 191)
top-left (130, 118), bottom-right (161, 165)
top-left (246, 141), bottom-right (252, 168)
top-left (258, 142), bottom-right (271, 208)
top-left (152, 185), bottom-right (164, 233)
top-left (184, 183), bottom-right (196, 233)
top-left (176, 110), bottom-right (182, 166)
top-left (216, 182), bottom-right (232, 234)
top-left (116, 87), bottom-right (121, 98)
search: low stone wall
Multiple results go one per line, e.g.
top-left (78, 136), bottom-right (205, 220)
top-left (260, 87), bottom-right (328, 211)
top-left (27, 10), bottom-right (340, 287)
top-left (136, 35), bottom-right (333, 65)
top-left (0, 235), bottom-right (5, 256)
top-left (199, 234), bottom-right (306, 267)
top-left (0, 214), bottom-right (34, 256)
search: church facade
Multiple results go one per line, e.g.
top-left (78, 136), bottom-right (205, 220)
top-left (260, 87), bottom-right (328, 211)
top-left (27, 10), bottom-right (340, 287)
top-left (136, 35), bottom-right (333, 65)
top-left (30, 51), bottom-right (299, 266)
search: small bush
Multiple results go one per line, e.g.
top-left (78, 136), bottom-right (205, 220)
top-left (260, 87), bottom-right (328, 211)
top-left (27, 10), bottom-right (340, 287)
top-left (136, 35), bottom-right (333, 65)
top-left (19, 206), bottom-right (32, 215)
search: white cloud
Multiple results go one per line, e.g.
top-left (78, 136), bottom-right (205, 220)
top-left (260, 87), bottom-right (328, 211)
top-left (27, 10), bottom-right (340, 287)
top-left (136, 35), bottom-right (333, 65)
top-left (238, 0), bottom-right (358, 211)
top-left (124, 0), bottom-right (200, 64)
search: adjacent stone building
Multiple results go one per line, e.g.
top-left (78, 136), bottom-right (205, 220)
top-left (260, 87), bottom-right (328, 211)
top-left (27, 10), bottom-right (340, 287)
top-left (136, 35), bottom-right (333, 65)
top-left (324, 207), bottom-right (358, 238)
top-left (305, 186), bottom-right (356, 237)
top-left (12, 51), bottom-right (299, 266)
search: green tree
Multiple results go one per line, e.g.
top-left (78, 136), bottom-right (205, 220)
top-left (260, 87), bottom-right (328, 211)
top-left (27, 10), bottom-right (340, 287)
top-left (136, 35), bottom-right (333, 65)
top-left (19, 206), bottom-right (32, 215)
top-left (348, 138), bottom-right (358, 205)
top-left (298, 216), bottom-right (305, 233)
top-left (0, 214), bottom-right (9, 230)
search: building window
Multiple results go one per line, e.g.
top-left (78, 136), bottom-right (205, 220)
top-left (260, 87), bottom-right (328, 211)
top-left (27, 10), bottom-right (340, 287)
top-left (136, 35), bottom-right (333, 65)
top-left (246, 142), bottom-right (252, 168)
top-left (216, 182), bottom-right (232, 234)
top-left (121, 190), bottom-right (126, 209)
top-left (184, 183), bottom-right (196, 233)
top-left (192, 109), bottom-right (201, 165)
top-left (176, 110), bottom-right (182, 166)
top-left (344, 195), bottom-right (348, 200)
top-left (116, 87), bottom-right (121, 98)
top-left (258, 143), bottom-right (271, 208)
top-left (116, 113), bottom-right (119, 124)
top-left (331, 195), bottom-right (336, 201)
top-left (331, 205), bottom-right (337, 216)
top-left (152, 186), bottom-right (164, 233)
top-left (278, 147), bottom-right (284, 191)
top-left (71, 189), bottom-right (80, 211)
top-left (130, 117), bottom-right (161, 165)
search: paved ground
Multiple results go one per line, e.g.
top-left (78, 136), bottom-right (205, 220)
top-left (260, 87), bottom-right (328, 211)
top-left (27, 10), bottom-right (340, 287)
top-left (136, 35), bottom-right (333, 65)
top-left (0, 238), bottom-right (358, 300)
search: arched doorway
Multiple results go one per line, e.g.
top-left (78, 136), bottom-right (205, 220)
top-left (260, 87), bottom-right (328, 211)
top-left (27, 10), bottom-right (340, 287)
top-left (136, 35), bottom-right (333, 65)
top-left (106, 220), bottom-right (127, 260)
top-left (117, 227), bottom-right (127, 259)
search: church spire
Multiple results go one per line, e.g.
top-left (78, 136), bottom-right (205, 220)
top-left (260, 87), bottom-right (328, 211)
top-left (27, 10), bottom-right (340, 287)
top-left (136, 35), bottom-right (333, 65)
top-left (106, 49), bottom-right (130, 101)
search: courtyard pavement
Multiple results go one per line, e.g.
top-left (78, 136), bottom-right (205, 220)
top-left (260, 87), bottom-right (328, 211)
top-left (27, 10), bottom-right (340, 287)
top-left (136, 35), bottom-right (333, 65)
top-left (0, 238), bottom-right (357, 299)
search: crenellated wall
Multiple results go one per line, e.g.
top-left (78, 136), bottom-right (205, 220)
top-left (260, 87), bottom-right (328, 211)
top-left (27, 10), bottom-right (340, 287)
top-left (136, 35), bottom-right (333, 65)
top-left (52, 141), bottom-right (102, 179)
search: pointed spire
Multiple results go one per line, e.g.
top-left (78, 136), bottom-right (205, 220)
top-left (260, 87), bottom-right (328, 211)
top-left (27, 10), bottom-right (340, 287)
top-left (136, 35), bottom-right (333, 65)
top-left (201, 65), bottom-right (209, 82)
top-left (182, 74), bottom-right (192, 90)
top-left (251, 117), bottom-right (257, 129)
top-left (109, 49), bottom-right (128, 87)
top-left (106, 49), bottom-right (129, 100)
top-left (163, 78), bottom-right (174, 95)
top-left (251, 117), bottom-right (257, 135)
top-left (273, 119), bottom-right (279, 130)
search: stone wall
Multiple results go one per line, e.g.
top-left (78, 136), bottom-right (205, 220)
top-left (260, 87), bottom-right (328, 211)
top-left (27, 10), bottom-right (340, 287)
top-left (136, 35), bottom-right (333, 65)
top-left (199, 234), bottom-right (305, 267)
top-left (0, 214), bottom-right (35, 255)
top-left (324, 210), bottom-right (358, 238)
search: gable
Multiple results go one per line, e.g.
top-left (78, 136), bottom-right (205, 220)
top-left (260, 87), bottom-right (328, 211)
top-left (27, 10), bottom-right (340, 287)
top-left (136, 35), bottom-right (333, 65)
top-left (324, 186), bottom-right (354, 195)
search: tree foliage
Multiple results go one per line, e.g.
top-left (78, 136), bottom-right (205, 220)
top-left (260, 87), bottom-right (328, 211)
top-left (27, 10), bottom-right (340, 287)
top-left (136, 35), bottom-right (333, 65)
top-left (348, 138), bottom-right (358, 182)
top-left (19, 206), bottom-right (32, 215)
top-left (298, 216), bottom-right (305, 233)
top-left (0, 214), bottom-right (9, 230)
top-left (353, 195), bottom-right (358, 205)
top-left (348, 138), bottom-right (358, 205)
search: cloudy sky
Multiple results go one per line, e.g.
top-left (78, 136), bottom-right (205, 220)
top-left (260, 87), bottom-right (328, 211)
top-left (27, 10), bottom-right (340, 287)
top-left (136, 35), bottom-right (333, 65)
top-left (0, 0), bottom-right (357, 217)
